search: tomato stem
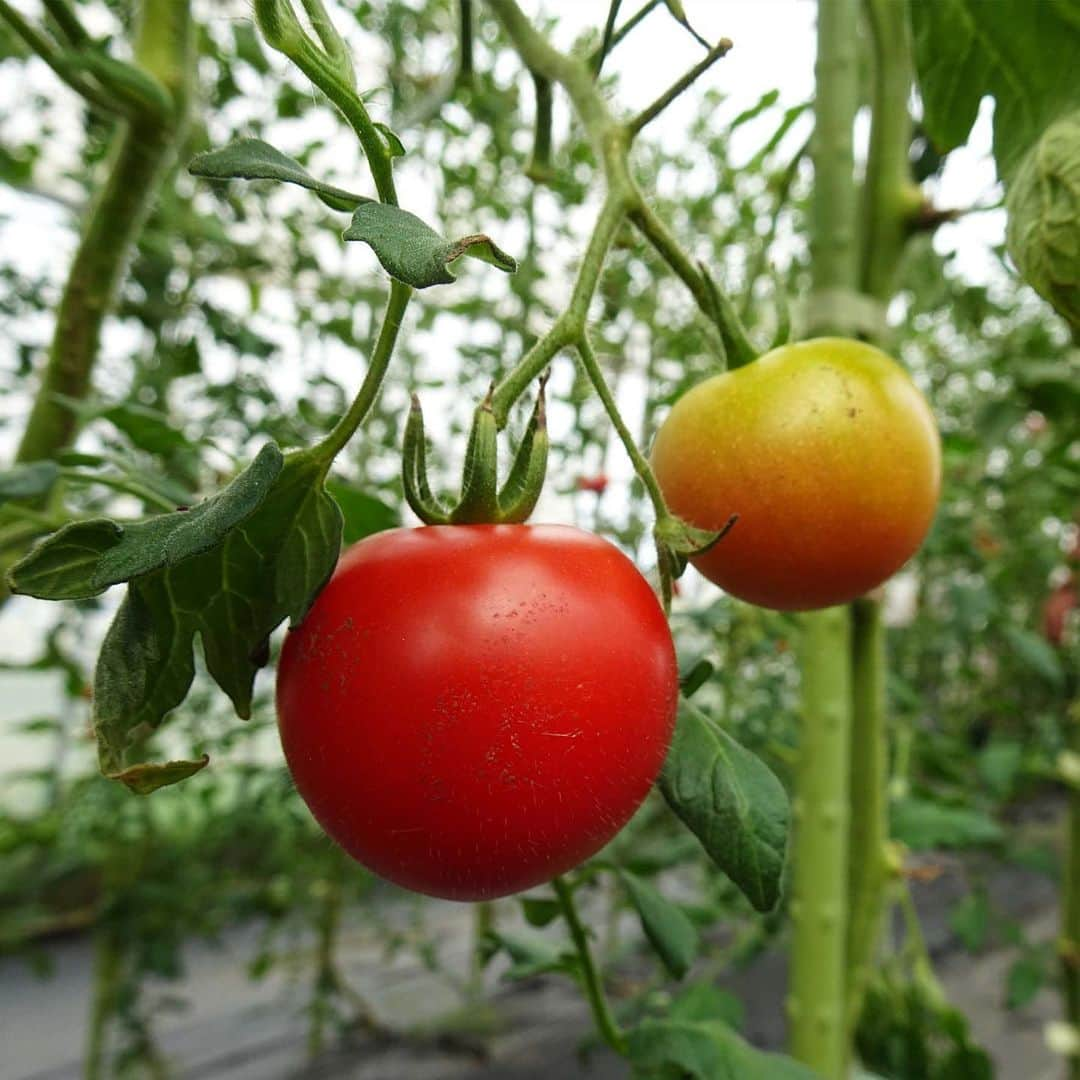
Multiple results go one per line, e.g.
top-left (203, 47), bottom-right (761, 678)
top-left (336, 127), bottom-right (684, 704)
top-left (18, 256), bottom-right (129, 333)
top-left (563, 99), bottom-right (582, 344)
top-left (627, 36), bottom-right (733, 137)
top-left (552, 875), bottom-right (627, 1056)
top-left (788, 0), bottom-right (861, 1073)
top-left (316, 280), bottom-right (412, 464)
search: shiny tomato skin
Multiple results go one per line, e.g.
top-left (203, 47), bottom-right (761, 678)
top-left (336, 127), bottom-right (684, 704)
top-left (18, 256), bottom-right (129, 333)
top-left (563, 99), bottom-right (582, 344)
top-left (276, 524), bottom-right (678, 902)
top-left (651, 338), bottom-right (941, 611)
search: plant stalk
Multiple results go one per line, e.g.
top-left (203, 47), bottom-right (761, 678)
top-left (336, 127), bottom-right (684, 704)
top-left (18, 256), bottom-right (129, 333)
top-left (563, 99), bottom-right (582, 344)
top-left (553, 875), bottom-right (627, 1055)
top-left (15, 0), bottom-right (192, 464)
top-left (845, 596), bottom-right (889, 1041)
top-left (788, 0), bottom-right (860, 1074)
top-left (844, 0), bottom-right (916, 1048)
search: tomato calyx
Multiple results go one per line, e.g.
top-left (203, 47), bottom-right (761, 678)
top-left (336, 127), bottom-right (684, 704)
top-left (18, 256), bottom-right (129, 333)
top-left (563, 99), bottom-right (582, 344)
top-left (403, 374), bottom-right (549, 525)
top-left (653, 511), bottom-right (737, 605)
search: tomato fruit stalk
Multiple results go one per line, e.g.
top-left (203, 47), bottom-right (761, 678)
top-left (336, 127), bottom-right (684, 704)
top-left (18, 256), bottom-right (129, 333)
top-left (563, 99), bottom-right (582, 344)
top-left (276, 524), bottom-right (679, 901)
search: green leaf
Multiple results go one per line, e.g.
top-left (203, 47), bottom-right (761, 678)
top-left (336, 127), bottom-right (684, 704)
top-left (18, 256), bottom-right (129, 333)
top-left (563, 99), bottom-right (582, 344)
top-left (627, 1019), bottom-right (819, 1080)
top-left (12, 446), bottom-right (342, 792)
top-left (1006, 950), bottom-right (1047, 1009)
top-left (109, 754), bottom-right (210, 795)
top-left (481, 929), bottom-right (579, 981)
top-left (342, 203), bottom-right (517, 289)
top-left (949, 890), bottom-right (990, 951)
top-left (658, 698), bottom-right (789, 913)
top-left (891, 797), bottom-right (1003, 851)
top-left (374, 121), bottom-right (406, 157)
top-left (188, 138), bottom-right (369, 212)
top-left (1002, 624), bottom-right (1065, 689)
top-left (102, 402), bottom-right (191, 456)
top-left (619, 870), bottom-right (699, 980)
top-left (668, 982), bottom-right (744, 1029)
top-left (325, 481), bottom-right (398, 543)
top-left (0, 461), bottom-right (60, 505)
top-left (909, 0), bottom-right (1080, 181)
top-left (678, 658), bottom-right (714, 699)
top-left (9, 444), bottom-right (285, 601)
top-left (519, 895), bottom-right (561, 927)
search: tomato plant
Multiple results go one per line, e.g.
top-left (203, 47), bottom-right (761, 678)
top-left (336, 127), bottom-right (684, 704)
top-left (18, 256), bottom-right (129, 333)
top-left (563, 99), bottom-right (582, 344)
top-left (276, 524), bottom-right (679, 901)
top-left (651, 338), bottom-right (942, 610)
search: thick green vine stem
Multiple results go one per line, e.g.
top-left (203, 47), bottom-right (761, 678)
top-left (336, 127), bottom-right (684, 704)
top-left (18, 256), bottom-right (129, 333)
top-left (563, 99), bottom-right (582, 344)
top-left (845, 595), bottom-right (889, 1040)
top-left (403, 378), bottom-right (549, 525)
top-left (552, 875), bottom-right (627, 1056)
top-left (788, 0), bottom-right (860, 1075)
top-left (10, 0), bottom-right (193, 466)
top-left (844, 0), bottom-right (918, 1050)
top-left (788, 605), bottom-right (853, 1078)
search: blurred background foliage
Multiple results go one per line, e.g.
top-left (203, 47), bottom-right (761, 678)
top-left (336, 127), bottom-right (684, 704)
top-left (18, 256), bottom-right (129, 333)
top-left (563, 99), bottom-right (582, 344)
top-left (0, 1), bottom-right (1077, 1076)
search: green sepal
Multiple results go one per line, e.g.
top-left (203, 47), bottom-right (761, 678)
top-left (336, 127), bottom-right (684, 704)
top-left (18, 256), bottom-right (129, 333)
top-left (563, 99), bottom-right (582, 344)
top-left (402, 395), bottom-right (451, 525)
top-left (403, 379), bottom-right (549, 526)
top-left (496, 373), bottom-right (549, 523)
top-left (451, 390), bottom-right (501, 524)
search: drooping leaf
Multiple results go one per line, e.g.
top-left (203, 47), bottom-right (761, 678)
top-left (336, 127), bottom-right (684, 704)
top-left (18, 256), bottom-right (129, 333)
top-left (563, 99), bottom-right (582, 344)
top-left (1002, 624), bottom-right (1066, 689)
top-left (626, 1018), bottom-right (819, 1080)
top-left (668, 982), bottom-right (745, 1029)
top-left (678, 658), bottom-right (714, 699)
top-left (102, 401), bottom-right (192, 456)
top-left (619, 870), bottom-right (699, 980)
top-left (891, 797), bottom-right (1003, 851)
top-left (9, 443), bottom-right (285, 601)
top-left (188, 138), bottom-right (369, 212)
top-left (909, 0), bottom-right (1080, 181)
top-left (0, 461), bottom-right (60, 505)
top-left (1006, 949), bottom-right (1048, 1010)
top-left (343, 203), bottom-right (517, 288)
top-left (519, 895), bottom-right (561, 928)
top-left (10, 445), bottom-right (343, 792)
top-left (480, 929), bottom-right (580, 981)
top-left (658, 698), bottom-right (789, 913)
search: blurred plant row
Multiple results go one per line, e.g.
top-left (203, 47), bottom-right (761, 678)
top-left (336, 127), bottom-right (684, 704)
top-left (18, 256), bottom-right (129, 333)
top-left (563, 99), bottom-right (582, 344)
top-left (0, 1), bottom-right (1077, 1076)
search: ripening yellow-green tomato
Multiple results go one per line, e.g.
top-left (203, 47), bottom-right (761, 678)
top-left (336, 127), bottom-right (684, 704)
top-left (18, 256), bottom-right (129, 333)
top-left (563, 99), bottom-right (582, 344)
top-left (651, 338), bottom-right (941, 611)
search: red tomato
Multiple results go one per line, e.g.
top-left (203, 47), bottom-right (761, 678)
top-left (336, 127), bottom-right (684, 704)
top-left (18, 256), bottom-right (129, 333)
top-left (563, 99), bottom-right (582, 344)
top-left (651, 338), bottom-right (941, 611)
top-left (276, 525), bottom-right (678, 901)
top-left (576, 474), bottom-right (609, 495)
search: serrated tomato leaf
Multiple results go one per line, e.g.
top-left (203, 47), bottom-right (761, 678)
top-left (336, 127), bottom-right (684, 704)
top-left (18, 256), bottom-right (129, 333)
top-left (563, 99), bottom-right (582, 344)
top-left (619, 870), bottom-right (699, 980)
top-left (659, 698), bottom-right (789, 913)
top-left (342, 203), bottom-right (517, 288)
top-left (11, 445), bottom-right (343, 793)
top-left (188, 137), bottom-right (370, 212)
top-left (0, 461), bottom-right (60, 504)
top-left (9, 443), bottom-right (284, 600)
top-left (627, 1018), bottom-right (819, 1079)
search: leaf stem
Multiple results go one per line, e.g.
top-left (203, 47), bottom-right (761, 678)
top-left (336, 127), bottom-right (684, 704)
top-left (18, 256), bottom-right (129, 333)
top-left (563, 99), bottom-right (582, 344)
top-left (491, 192), bottom-right (628, 425)
top-left (587, 0), bottom-right (663, 70)
top-left (552, 875), bottom-right (627, 1056)
top-left (628, 36), bottom-right (733, 136)
top-left (317, 281), bottom-right (412, 462)
top-left (574, 335), bottom-right (667, 520)
top-left (594, 0), bottom-right (624, 76)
